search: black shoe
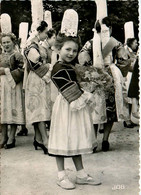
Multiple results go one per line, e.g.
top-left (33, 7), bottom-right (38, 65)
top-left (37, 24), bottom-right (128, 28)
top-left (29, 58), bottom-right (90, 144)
top-left (93, 146), bottom-right (98, 153)
top-left (33, 140), bottom-right (48, 154)
top-left (17, 128), bottom-right (28, 136)
top-left (102, 141), bottom-right (110, 152)
top-left (5, 139), bottom-right (16, 149)
top-left (123, 121), bottom-right (135, 128)
top-left (99, 129), bottom-right (104, 134)
top-left (0, 137), bottom-right (8, 149)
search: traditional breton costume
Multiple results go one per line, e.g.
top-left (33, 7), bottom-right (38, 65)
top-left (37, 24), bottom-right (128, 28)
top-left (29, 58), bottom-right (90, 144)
top-left (0, 51), bottom-right (25, 124)
top-left (78, 24), bottom-right (129, 124)
top-left (48, 9), bottom-right (97, 156)
top-left (24, 39), bottom-right (51, 124)
top-left (0, 14), bottom-right (25, 125)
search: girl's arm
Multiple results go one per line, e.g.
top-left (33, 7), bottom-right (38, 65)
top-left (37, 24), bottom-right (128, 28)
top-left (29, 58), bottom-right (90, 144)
top-left (51, 64), bottom-right (83, 103)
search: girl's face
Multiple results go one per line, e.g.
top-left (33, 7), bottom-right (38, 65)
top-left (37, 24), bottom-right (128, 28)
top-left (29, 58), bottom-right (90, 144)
top-left (131, 40), bottom-right (138, 51)
top-left (39, 27), bottom-right (48, 41)
top-left (2, 36), bottom-right (14, 53)
top-left (59, 41), bottom-right (78, 63)
top-left (48, 34), bottom-right (56, 47)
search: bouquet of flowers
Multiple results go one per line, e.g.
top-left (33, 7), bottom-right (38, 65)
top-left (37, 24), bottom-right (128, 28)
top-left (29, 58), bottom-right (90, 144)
top-left (75, 64), bottom-right (114, 95)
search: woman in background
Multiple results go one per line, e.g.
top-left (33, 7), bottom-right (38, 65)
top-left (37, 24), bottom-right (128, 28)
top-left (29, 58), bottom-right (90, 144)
top-left (0, 33), bottom-right (25, 149)
top-left (125, 38), bottom-right (138, 126)
top-left (24, 21), bottom-right (52, 154)
top-left (78, 17), bottom-right (130, 152)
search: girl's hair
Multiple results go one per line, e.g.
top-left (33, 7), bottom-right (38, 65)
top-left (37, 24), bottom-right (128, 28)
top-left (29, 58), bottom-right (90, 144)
top-left (55, 32), bottom-right (81, 51)
top-left (36, 21), bottom-right (48, 32)
top-left (47, 28), bottom-right (56, 38)
top-left (95, 17), bottom-right (112, 33)
top-left (0, 33), bottom-right (17, 44)
top-left (127, 38), bottom-right (136, 47)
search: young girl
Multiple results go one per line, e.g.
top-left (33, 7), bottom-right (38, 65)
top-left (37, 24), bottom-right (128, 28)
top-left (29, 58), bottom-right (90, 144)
top-left (48, 32), bottom-right (101, 190)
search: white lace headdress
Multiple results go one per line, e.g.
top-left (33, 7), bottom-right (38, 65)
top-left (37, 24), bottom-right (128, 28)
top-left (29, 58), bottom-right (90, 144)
top-left (61, 9), bottom-right (78, 37)
top-left (29, 0), bottom-right (44, 40)
top-left (31, 0), bottom-right (43, 28)
top-left (124, 21), bottom-right (134, 44)
top-left (19, 22), bottom-right (29, 50)
top-left (1, 13), bottom-right (12, 33)
top-left (92, 0), bottom-right (108, 68)
top-left (95, 0), bottom-right (107, 23)
top-left (44, 11), bottom-right (52, 30)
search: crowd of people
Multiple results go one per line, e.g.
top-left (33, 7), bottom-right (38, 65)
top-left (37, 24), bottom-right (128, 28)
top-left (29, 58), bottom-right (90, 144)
top-left (0, 15), bottom-right (139, 190)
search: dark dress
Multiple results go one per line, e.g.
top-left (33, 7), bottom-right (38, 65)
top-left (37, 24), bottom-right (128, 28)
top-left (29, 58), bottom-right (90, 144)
top-left (128, 58), bottom-right (139, 99)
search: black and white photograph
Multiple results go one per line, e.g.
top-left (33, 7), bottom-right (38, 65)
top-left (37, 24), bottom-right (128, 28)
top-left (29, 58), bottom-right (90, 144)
top-left (0, 0), bottom-right (139, 194)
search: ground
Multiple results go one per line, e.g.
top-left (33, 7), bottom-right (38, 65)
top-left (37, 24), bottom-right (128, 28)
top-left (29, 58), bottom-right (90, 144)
top-left (0, 122), bottom-right (139, 195)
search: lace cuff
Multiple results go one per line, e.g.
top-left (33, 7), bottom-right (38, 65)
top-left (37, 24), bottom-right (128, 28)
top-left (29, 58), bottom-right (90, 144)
top-left (42, 64), bottom-right (53, 83)
top-left (70, 91), bottom-right (93, 111)
top-left (4, 68), bottom-right (16, 88)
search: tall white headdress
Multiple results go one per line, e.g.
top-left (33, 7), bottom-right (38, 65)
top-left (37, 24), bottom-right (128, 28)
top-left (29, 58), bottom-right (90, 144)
top-left (95, 0), bottom-right (107, 22)
top-left (94, 0), bottom-right (112, 66)
top-left (44, 11), bottom-right (52, 30)
top-left (124, 21), bottom-right (134, 44)
top-left (19, 22), bottom-right (29, 52)
top-left (93, 0), bottom-right (108, 68)
top-left (1, 13), bottom-right (12, 33)
top-left (61, 9), bottom-right (78, 37)
top-left (95, 0), bottom-right (109, 48)
top-left (30, 0), bottom-right (44, 32)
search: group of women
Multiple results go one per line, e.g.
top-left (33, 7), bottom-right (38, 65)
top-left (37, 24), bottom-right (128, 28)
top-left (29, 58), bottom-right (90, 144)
top-left (0, 18), bottom-right (138, 153)
top-left (0, 22), bottom-right (56, 151)
top-left (0, 18), bottom-right (138, 154)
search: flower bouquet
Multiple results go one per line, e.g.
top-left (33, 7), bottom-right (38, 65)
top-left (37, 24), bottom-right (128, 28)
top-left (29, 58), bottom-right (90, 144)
top-left (75, 64), bottom-right (114, 95)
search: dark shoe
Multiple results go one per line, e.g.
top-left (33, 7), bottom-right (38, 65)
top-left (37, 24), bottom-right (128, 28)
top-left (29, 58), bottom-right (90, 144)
top-left (4, 139), bottom-right (16, 149)
top-left (123, 121), bottom-right (135, 128)
top-left (0, 137), bottom-right (8, 149)
top-left (40, 144), bottom-right (48, 154)
top-left (33, 140), bottom-right (48, 154)
top-left (99, 129), bottom-right (104, 134)
top-left (102, 141), bottom-right (110, 152)
top-left (93, 146), bottom-right (98, 153)
top-left (17, 128), bottom-right (28, 136)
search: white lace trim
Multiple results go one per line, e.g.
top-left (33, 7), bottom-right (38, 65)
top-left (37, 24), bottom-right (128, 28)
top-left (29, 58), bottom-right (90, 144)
top-left (42, 64), bottom-right (53, 83)
top-left (70, 91), bottom-right (93, 111)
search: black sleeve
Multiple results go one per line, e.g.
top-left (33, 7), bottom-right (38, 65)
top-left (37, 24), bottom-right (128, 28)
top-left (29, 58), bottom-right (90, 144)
top-left (10, 52), bottom-right (24, 83)
top-left (51, 63), bottom-right (83, 103)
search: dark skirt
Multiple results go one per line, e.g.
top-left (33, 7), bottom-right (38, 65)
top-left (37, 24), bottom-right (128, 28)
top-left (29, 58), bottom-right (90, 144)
top-left (105, 66), bottom-right (117, 123)
top-left (106, 91), bottom-right (117, 123)
top-left (128, 59), bottom-right (139, 99)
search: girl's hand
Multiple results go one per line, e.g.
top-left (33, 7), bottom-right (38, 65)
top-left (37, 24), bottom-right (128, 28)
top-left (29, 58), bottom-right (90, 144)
top-left (0, 67), bottom-right (5, 75)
